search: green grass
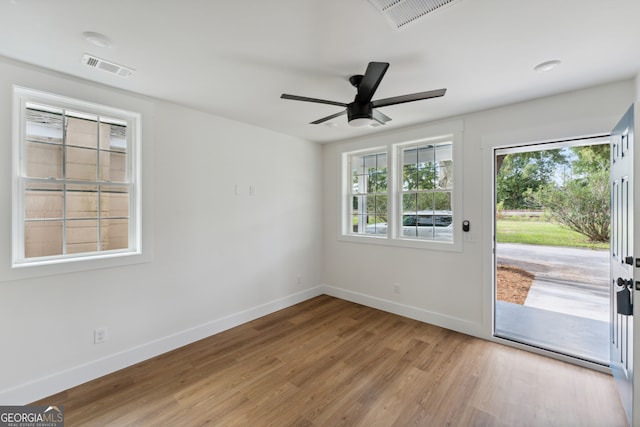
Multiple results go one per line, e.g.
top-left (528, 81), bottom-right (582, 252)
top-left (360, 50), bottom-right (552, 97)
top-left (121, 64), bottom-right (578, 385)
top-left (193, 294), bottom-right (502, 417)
top-left (497, 219), bottom-right (609, 250)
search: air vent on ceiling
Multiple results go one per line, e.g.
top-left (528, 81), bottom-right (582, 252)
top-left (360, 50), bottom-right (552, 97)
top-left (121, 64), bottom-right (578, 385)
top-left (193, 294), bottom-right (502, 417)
top-left (367, 0), bottom-right (463, 29)
top-left (81, 53), bottom-right (134, 78)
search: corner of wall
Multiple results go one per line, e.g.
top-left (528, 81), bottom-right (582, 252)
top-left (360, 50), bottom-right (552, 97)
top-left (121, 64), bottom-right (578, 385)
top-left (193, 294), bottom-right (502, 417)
top-left (321, 284), bottom-right (485, 339)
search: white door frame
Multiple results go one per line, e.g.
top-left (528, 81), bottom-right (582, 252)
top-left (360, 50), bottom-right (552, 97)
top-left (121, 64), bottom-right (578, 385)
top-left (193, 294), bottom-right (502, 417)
top-left (480, 132), bottom-right (612, 373)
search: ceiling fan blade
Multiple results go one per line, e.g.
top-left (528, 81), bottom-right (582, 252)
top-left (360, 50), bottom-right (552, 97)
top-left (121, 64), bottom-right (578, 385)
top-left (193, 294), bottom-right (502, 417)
top-left (281, 94), bottom-right (347, 108)
top-left (372, 109), bottom-right (392, 124)
top-left (310, 109), bottom-right (347, 125)
top-left (372, 88), bottom-right (447, 108)
top-left (355, 62), bottom-right (389, 104)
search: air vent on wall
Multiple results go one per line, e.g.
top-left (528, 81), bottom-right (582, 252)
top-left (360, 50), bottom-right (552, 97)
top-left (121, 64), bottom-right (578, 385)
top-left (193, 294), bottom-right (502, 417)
top-left (367, 0), bottom-right (463, 29)
top-left (82, 53), bottom-right (134, 78)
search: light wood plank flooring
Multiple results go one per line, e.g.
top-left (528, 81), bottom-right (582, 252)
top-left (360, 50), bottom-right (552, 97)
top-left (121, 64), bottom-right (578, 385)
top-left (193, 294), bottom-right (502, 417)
top-left (35, 295), bottom-right (627, 426)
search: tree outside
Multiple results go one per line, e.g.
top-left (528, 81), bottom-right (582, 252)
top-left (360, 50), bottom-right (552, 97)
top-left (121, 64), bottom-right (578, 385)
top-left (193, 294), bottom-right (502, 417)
top-left (351, 147), bottom-right (453, 227)
top-left (496, 149), bottom-right (567, 210)
top-left (496, 143), bottom-right (610, 245)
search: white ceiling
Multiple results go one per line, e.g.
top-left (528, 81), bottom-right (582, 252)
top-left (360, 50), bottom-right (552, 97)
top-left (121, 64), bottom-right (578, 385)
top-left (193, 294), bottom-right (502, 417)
top-left (1, 0), bottom-right (639, 143)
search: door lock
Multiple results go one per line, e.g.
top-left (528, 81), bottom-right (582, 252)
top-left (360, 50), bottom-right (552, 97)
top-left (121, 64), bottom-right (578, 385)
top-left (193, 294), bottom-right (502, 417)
top-left (625, 256), bottom-right (634, 265)
top-left (617, 277), bottom-right (633, 288)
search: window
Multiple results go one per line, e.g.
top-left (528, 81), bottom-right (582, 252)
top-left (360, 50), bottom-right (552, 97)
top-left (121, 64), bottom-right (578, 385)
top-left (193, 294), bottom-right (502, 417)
top-left (399, 140), bottom-right (453, 241)
top-left (12, 87), bottom-right (141, 267)
top-left (347, 150), bottom-right (388, 235)
top-left (340, 121), bottom-right (462, 250)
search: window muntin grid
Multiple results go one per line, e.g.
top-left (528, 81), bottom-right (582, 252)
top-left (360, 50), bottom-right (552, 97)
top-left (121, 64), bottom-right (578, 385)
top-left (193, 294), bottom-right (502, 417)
top-left (348, 151), bottom-right (388, 236)
top-left (17, 99), bottom-right (134, 263)
top-left (399, 142), bottom-right (453, 241)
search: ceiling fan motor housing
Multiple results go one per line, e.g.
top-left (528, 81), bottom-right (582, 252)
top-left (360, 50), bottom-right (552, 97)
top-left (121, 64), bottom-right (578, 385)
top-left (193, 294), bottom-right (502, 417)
top-left (347, 102), bottom-right (373, 122)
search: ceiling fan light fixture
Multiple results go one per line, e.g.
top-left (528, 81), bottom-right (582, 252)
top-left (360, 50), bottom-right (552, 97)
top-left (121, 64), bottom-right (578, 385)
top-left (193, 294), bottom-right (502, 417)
top-left (347, 101), bottom-right (374, 127)
top-left (349, 117), bottom-right (375, 127)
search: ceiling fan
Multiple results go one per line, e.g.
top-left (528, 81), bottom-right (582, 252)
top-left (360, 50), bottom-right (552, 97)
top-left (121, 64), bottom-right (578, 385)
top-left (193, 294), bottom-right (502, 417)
top-left (280, 62), bottom-right (446, 127)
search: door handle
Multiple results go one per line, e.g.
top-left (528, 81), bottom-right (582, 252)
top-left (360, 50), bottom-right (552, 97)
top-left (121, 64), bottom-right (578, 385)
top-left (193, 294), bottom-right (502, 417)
top-left (616, 278), bottom-right (634, 315)
top-left (617, 277), bottom-right (633, 288)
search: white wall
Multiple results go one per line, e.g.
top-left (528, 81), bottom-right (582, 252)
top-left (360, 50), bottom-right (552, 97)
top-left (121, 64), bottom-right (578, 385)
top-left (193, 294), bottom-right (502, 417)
top-left (1, 55), bottom-right (634, 405)
top-left (0, 58), bottom-right (324, 404)
top-left (323, 79), bottom-right (635, 339)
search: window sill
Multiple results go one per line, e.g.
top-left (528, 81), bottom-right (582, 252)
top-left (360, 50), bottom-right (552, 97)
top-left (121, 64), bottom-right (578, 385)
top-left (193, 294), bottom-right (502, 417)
top-left (12, 249), bottom-right (141, 269)
top-left (1, 249), bottom-right (152, 283)
top-left (337, 233), bottom-right (462, 252)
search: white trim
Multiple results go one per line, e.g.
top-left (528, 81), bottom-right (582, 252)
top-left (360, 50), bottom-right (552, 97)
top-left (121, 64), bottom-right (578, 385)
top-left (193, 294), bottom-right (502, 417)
top-left (14, 86), bottom-right (140, 123)
top-left (11, 86), bottom-right (142, 269)
top-left (11, 249), bottom-right (141, 269)
top-left (494, 135), bottom-right (610, 156)
top-left (337, 233), bottom-right (461, 252)
top-left (11, 88), bottom-right (22, 266)
top-left (480, 129), bottom-right (611, 151)
top-left (0, 286), bottom-right (324, 405)
top-left (322, 284), bottom-right (482, 337)
top-left (480, 128), bottom-right (616, 341)
top-left (481, 144), bottom-right (496, 338)
top-left (481, 130), bottom-right (615, 370)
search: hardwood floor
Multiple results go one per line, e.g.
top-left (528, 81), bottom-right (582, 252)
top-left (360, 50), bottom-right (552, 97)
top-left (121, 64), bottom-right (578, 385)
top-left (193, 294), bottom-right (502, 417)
top-left (34, 295), bottom-right (627, 426)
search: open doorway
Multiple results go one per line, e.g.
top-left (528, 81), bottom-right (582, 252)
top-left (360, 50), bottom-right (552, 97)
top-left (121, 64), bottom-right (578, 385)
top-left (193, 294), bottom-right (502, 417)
top-left (493, 137), bottom-right (610, 365)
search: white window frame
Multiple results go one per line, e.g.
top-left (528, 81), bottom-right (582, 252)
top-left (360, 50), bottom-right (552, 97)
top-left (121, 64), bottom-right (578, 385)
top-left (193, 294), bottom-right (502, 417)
top-left (344, 147), bottom-right (390, 236)
top-left (12, 86), bottom-right (142, 267)
top-left (338, 120), bottom-right (463, 252)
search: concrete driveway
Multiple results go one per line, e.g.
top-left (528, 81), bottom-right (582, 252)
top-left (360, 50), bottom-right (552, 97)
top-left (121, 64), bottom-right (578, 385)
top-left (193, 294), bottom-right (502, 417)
top-left (496, 243), bottom-right (610, 322)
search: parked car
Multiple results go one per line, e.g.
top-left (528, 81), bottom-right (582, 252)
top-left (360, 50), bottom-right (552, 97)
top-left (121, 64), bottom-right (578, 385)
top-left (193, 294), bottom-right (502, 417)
top-left (365, 211), bottom-right (452, 240)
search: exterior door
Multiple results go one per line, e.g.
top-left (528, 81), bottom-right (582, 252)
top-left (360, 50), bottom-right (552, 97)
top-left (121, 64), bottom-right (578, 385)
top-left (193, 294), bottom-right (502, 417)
top-left (610, 104), bottom-right (635, 425)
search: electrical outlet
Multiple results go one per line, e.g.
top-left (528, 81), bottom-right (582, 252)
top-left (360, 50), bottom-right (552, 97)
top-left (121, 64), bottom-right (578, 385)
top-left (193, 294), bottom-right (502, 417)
top-left (94, 327), bottom-right (107, 344)
top-left (393, 283), bottom-right (400, 294)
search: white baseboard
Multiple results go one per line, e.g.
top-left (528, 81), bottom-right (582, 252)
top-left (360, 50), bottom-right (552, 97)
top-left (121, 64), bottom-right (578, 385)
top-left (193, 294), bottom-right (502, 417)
top-left (321, 284), bottom-right (483, 338)
top-left (2, 284), bottom-right (483, 405)
top-left (0, 286), bottom-right (323, 405)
